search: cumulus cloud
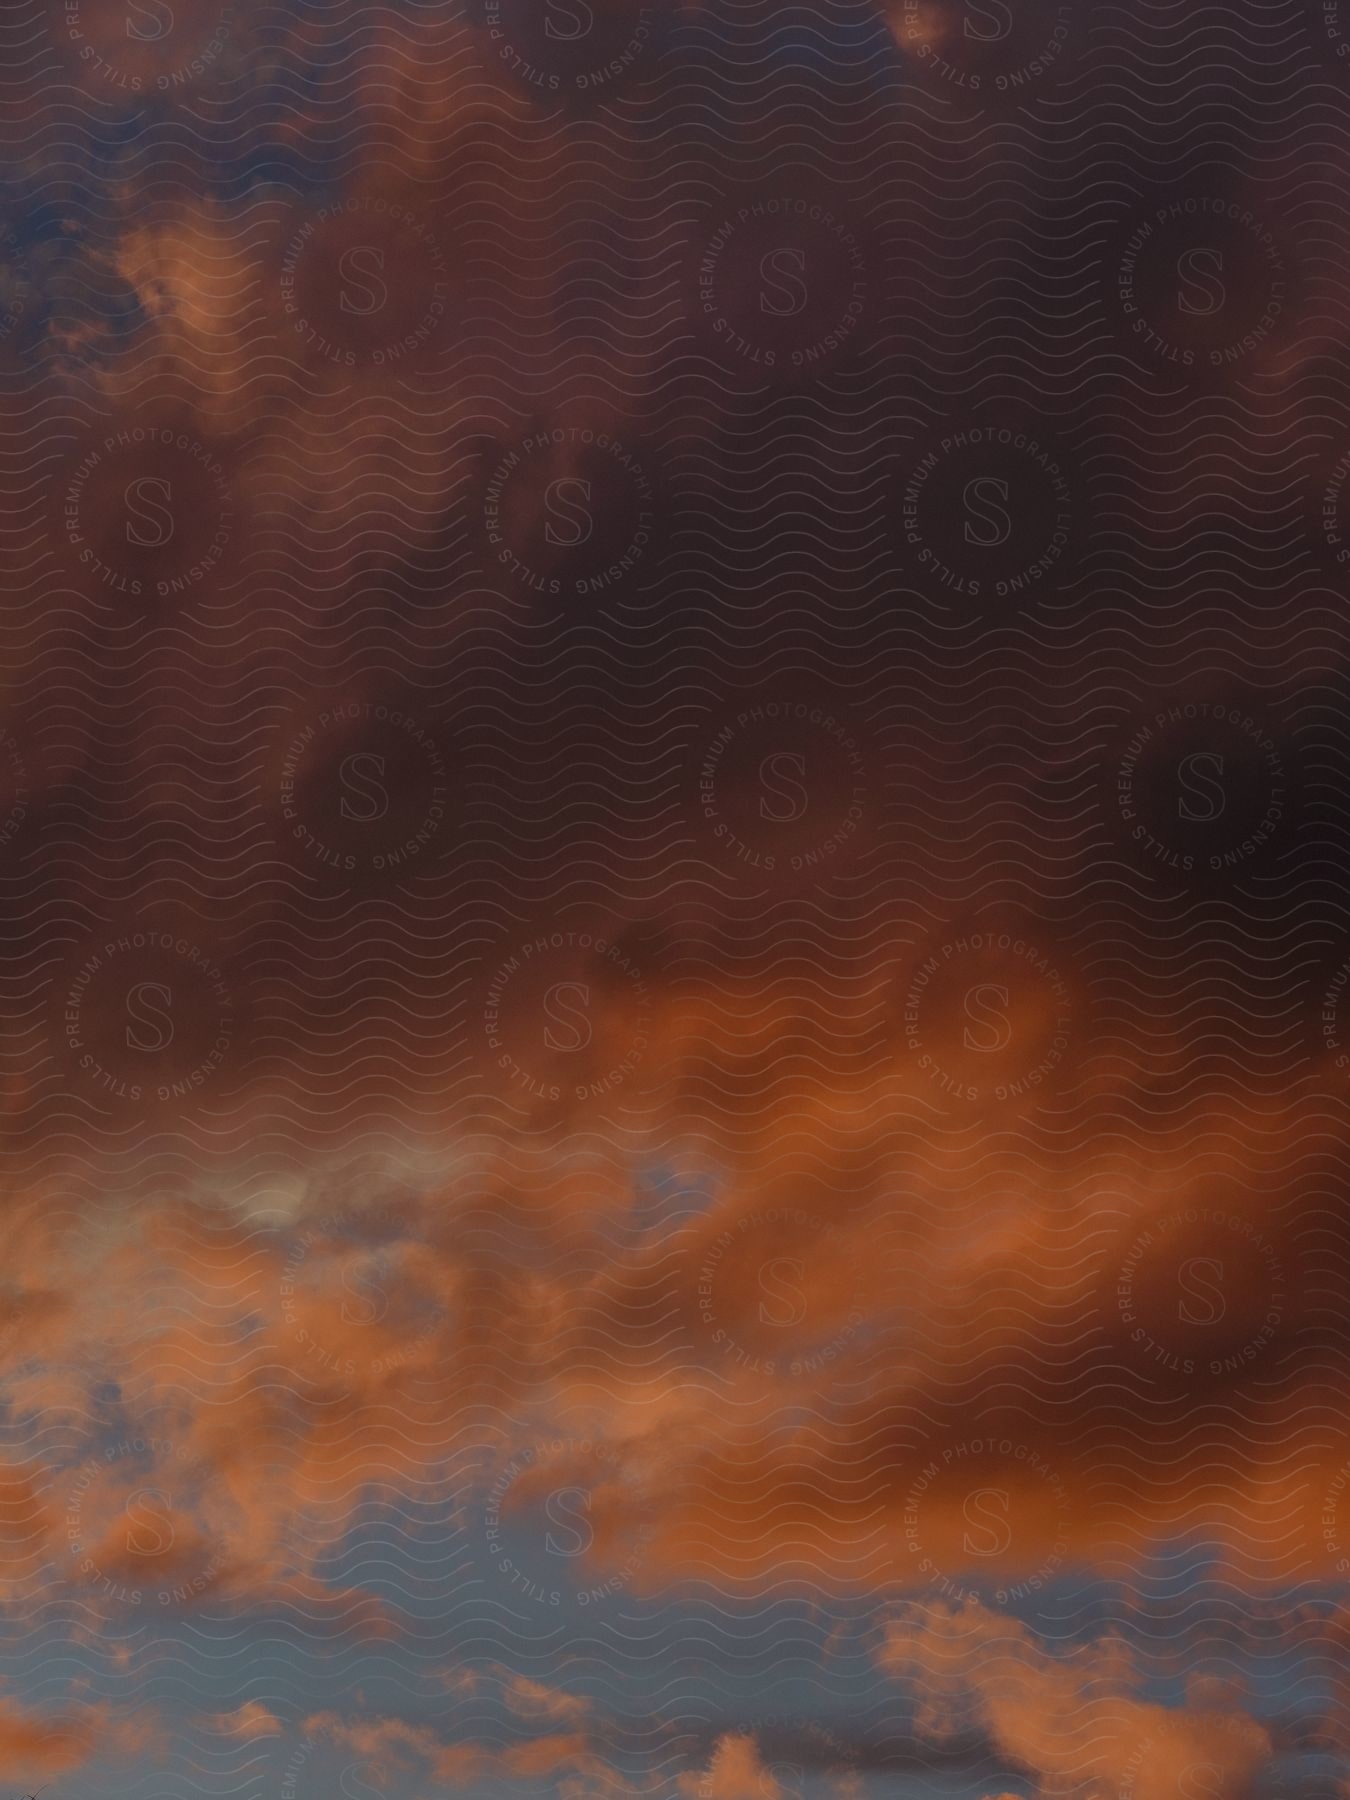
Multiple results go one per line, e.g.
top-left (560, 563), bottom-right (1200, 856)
top-left (678, 1733), bottom-right (783, 1800)
top-left (877, 1600), bottom-right (1272, 1800)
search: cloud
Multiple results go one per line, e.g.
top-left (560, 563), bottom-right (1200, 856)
top-left (0, 1695), bottom-right (164, 1777)
top-left (679, 1733), bottom-right (782, 1800)
top-left (877, 1599), bottom-right (1272, 1800)
top-left (301, 1709), bottom-right (600, 1787)
top-left (498, 1673), bottom-right (592, 1724)
top-left (209, 1702), bottom-right (283, 1739)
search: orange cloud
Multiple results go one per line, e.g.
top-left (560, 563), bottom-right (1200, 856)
top-left (877, 1600), bottom-right (1272, 1800)
top-left (210, 1702), bottom-right (283, 1740)
top-left (0, 1695), bottom-right (164, 1778)
top-left (678, 1733), bottom-right (782, 1800)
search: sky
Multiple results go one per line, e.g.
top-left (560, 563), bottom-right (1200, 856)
top-left (0, 2), bottom-right (1348, 1800)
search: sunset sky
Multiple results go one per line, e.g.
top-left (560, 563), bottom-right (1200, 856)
top-left (0, 3), bottom-right (1348, 1800)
